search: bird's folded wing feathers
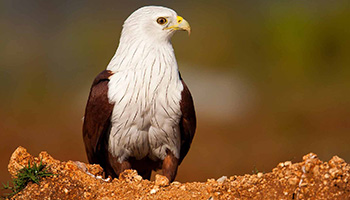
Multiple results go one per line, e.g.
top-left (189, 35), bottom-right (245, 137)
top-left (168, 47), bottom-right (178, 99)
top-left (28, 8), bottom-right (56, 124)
top-left (83, 70), bottom-right (115, 164)
top-left (179, 79), bottom-right (197, 164)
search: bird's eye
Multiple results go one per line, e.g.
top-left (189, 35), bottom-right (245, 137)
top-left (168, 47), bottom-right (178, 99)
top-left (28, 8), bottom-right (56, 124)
top-left (156, 17), bottom-right (167, 25)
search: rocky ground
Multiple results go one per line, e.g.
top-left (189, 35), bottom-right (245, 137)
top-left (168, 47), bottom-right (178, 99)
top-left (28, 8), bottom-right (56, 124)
top-left (3, 146), bottom-right (350, 199)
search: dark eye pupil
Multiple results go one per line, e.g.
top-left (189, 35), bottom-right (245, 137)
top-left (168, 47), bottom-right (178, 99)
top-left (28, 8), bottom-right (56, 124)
top-left (157, 18), bottom-right (166, 24)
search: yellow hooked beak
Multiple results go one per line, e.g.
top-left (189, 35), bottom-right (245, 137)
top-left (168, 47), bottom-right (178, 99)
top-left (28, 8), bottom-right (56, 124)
top-left (164, 16), bottom-right (191, 35)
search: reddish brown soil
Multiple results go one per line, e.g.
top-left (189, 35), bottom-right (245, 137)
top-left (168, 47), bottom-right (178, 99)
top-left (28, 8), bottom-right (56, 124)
top-left (5, 147), bottom-right (350, 199)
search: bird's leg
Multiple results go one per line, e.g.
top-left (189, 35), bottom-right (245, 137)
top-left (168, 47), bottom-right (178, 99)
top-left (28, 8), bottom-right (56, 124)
top-left (108, 151), bottom-right (131, 177)
top-left (162, 150), bottom-right (179, 182)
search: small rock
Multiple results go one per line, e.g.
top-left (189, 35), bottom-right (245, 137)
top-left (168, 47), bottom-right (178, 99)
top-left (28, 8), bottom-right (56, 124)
top-left (88, 164), bottom-right (104, 176)
top-left (288, 177), bottom-right (299, 185)
top-left (278, 172), bottom-right (284, 178)
top-left (155, 174), bottom-right (170, 186)
top-left (119, 169), bottom-right (139, 182)
top-left (207, 178), bottom-right (216, 183)
top-left (180, 185), bottom-right (186, 191)
top-left (284, 161), bottom-right (292, 167)
top-left (300, 182), bottom-right (308, 187)
top-left (329, 156), bottom-right (345, 167)
top-left (217, 176), bottom-right (227, 184)
top-left (329, 168), bottom-right (341, 178)
top-left (324, 173), bottom-right (330, 179)
top-left (96, 175), bottom-right (103, 179)
top-left (134, 175), bottom-right (143, 182)
top-left (303, 153), bottom-right (318, 161)
top-left (304, 162), bottom-right (313, 172)
top-left (84, 192), bottom-right (91, 198)
top-left (298, 193), bottom-right (305, 199)
top-left (257, 172), bottom-right (263, 178)
top-left (171, 181), bottom-right (181, 186)
top-left (8, 146), bottom-right (33, 177)
top-left (150, 186), bottom-right (159, 194)
top-left (313, 165), bottom-right (320, 176)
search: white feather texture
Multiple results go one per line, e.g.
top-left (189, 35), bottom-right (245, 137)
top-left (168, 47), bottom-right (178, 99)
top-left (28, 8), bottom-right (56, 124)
top-left (106, 6), bottom-right (184, 162)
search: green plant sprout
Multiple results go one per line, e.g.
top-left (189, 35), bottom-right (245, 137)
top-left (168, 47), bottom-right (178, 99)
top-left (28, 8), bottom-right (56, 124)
top-left (1, 158), bottom-right (55, 199)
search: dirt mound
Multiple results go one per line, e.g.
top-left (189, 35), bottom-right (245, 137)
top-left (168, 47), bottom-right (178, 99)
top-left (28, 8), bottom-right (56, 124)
top-left (4, 147), bottom-right (350, 199)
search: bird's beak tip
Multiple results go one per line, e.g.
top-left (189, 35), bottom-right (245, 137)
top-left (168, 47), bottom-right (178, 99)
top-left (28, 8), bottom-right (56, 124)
top-left (187, 29), bottom-right (191, 36)
top-left (177, 16), bottom-right (191, 36)
top-left (166, 16), bottom-right (191, 36)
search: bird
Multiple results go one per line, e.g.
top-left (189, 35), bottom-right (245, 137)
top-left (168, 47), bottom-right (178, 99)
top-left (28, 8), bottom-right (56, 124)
top-left (82, 6), bottom-right (196, 182)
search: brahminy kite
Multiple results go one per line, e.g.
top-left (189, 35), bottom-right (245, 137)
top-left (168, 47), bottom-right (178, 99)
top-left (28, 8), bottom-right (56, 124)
top-left (83, 6), bottom-right (196, 182)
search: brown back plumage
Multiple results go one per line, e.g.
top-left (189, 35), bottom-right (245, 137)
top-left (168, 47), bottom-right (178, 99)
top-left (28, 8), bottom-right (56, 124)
top-left (83, 70), bottom-right (114, 171)
top-left (179, 78), bottom-right (196, 164)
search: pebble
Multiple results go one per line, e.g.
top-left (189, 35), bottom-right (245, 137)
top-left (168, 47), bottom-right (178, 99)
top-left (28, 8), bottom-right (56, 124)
top-left (304, 163), bottom-right (313, 172)
top-left (329, 168), bottom-right (341, 178)
top-left (324, 174), bottom-right (330, 179)
top-left (150, 186), bottom-right (159, 194)
top-left (83, 192), bottom-right (91, 198)
top-left (171, 181), bottom-right (181, 186)
top-left (180, 185), bottom-right (186, 191)
top-left (155, 174), bottom-right (170, 186)
top-left (217, 176), bottom-right (227, 184)
top-left (303, 153), bottom-right (318, 161)
top-left (313, 165), bottom-right (320, 176)
top-left (284, 161), bottom-right (292, 166)
top-left (288, 177), bottom-right (298, 185)
top-left (329, 156), bottom-right (345, 167)
top-left (134, 175), bottom-right (143, 182)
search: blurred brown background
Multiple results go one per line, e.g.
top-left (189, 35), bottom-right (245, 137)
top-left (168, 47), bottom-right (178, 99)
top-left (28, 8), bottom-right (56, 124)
top-left (1, 0), bottom-right (350, 189)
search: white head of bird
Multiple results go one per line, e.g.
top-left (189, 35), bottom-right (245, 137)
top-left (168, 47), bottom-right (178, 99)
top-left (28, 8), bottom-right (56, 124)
top-left (107, 6), bottom-right (191, 72)
top-left (122, 6), bottom-right (190, 42)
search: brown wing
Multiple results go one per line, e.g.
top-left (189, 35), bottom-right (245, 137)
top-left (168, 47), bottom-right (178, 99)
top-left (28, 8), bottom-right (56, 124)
top-left (179, 78), bottom-right (196, 164)
top-left (83, 70), bottom-right (114, 165)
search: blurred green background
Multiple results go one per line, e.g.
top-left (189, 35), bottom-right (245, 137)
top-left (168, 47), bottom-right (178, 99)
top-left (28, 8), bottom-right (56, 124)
top-left (1, 0), bottom-right (350, 189)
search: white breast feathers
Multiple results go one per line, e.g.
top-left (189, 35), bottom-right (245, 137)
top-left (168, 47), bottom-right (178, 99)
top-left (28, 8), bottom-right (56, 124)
top-left (107, 40), bottom-right (184, 163)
